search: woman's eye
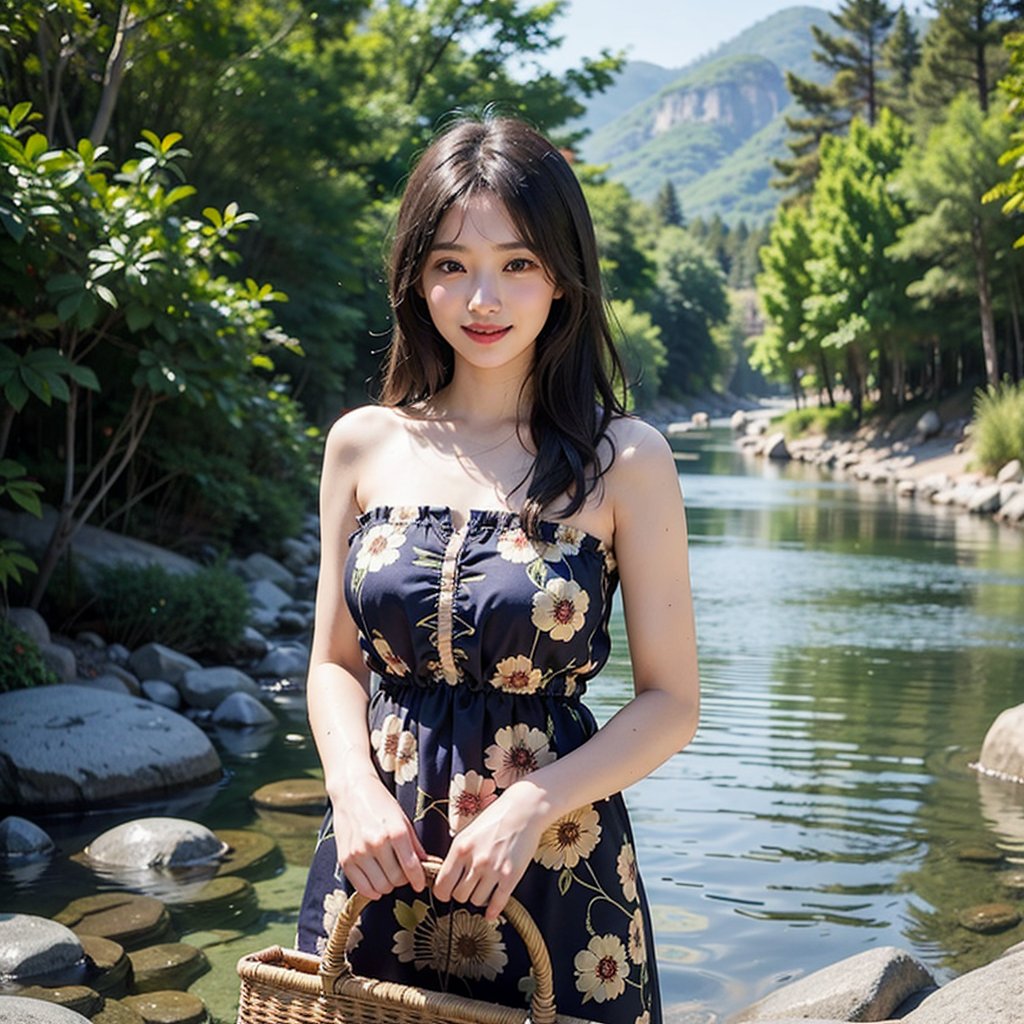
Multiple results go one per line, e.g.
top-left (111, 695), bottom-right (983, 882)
top-left (506, 257), bottom-right (536, 272)
top-left (436, 259), bottom-right (464, 274)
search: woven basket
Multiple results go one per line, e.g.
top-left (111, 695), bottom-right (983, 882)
top-left (236, 860), bottom-right (594, 1024)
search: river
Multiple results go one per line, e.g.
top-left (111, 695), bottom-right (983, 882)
top-left (4, 426), bottom-right (1024, 1023)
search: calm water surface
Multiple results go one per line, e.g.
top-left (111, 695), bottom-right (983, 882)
top-left (5, 428), bottom-right (1024, 1022)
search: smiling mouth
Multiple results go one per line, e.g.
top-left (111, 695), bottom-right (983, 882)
top-left (462, 324), bottom-right (511, 344)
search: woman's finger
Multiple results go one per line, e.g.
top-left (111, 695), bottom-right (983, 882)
top-left (343, 861), bottom-right (380, 900)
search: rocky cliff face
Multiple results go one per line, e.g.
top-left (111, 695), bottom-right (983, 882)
top-left (651, 78), bottom-right (783, 136)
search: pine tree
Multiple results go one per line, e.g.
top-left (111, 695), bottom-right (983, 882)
top-left (775, 0), bottom-right (897, 195)
top-left (654, 180), bottom-right (684, 228)
top-left (883, 5), bottom-right (922, 116)
top-left (912, 0), bottom-right (1022, 120)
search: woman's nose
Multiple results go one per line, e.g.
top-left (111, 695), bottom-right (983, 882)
top-left (467, 276), bottom-right (501, 314)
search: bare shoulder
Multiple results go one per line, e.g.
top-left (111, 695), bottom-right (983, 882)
top-left (323, 404), bottom-right (398, 464)
top-left (603, 416), bottom-right (676, 485)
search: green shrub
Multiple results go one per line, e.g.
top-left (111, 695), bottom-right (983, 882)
top-left (93, 561), bottom-right (250, 656)
top-left (973, 380), bottom-right (1024, 473)
top-left (778, 402), bottom-right (858, 439)
top-left (0, 619), bottom-right (58, 693)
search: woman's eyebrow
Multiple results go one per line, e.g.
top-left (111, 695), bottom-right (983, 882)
top-left (430, 240), bottom-right (532, 251)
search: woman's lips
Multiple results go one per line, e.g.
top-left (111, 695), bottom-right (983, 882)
top-left (462, 324), bottom-right (511, 344)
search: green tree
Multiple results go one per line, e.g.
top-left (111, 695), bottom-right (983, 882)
top-left (653, 180), bottom-right (684, 228)
top-left (0, 105), bottom-right (294, 605)
top-left (804, 109), bottom-right (915, 415)
top-left (882, 4), bottom-right (922, 116)
top-left (608, 299), bottom-right (667, 407)
top-left (649, 226), bottom-right (729, 398)
top-left (776, 0), bottom-right (897, 195)
top-left (895, 95), bottom-right (1020, 387)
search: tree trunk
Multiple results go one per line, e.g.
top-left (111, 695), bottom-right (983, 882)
top-left (971, 216), bottom-right (1000, 386)
top-left (89, 2), bottom-right (135, 147)
top-left (818, 347), bottom-right (835, 407)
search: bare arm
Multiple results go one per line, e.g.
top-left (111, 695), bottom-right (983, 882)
top-left (433, 420), bottom-right (700, 917)
top-left (307, 414), bottom-right (427, 899)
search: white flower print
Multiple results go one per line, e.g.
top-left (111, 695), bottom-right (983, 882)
top-left (635, 1013), bottom-right (651, 1024)
top-left (393, 901), bottom-right (507, 980)
top-left (448, 770), bottom-right (498, 833)
top-left (574, 934), bottom-right (628, 1004)
top-left (497, 527), bottom-right (539, 563)
top-left (370, 713), bottom-right (418, 783)
top-left (540, 525), bottom-right (585, 562)
top-left (489, 655), bottom-right (544, 695)
top-left (484, 723), bottom-right (556, 789)
top-left (534, 804), bottom-right (602, 870)
top-left (372, 634), bottom-right (409, 677)
top-left (563, 659), bottom-right (596, 698)
top-left (531, 577), bottom-right (590, 642)
top-left (617, 841), bottom-right (638, 903)
top-left (388, 506), bottom-right (420, 525)
top-left (355, 522), bottom-right (406, 572)
top-left (628, 908), bottom-right (646, 965)
top-left (316, 889), bottom-right (362, 957)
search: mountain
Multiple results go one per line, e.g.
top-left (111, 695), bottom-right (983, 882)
top-left (577, 5), bottom-right (835, 223)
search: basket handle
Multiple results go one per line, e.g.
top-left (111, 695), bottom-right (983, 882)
top-left (320, 856), bottom-right (557, 1024)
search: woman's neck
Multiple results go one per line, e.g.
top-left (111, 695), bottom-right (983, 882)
top-left (429, 362), bottom-right (533, 430)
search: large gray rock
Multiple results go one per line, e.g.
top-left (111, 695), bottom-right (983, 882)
top-left (254, 644), bottom-right (309, 679)
top-left (977, 703), bottom-right (1024, 783)
top-left (128, 643), bottom-right (200, 685)
top-left (179, 666), bottom-right (261, 710)
top-left (729, 946), bottom-right (935, 1022)
top-left (75, 674), bottom-right (131, 695)
top-left (763, 432), bottom-right (791, 461)
top-left (967, 484), bottom-right (1003, 514)
top-left (248, 579), bottom-right (292, 616)
top-left (211, 691), bottom-right (276, 727)
top-left (0, 686), bottom-right (221, 809)
top-left (237, 552), bottom-right (296, 594)
top-left (916, 409), bottom-right (942, 438)
top-left (0, 914), bottom-right (84, 981)
top-left (0, 998), bottom-right (92, 1023)
top-left (281, 537), bottom-right (317, 573)
top-left (903, 947), bottom-right (1024, 1022)
top-left (141, 680), bottom-right (182, 709)
top-left (4, 607), bottom-right (50, 646)
top-left (0, 816), bottom-right (54, 859)
top-left (997, 490), bottom-right (1024, 524)
top-left (40, 642), bottom-right (76, 683)
top-left (997, 458), bottom-right (1023, 484)
top-left (85, 817), bottom-right (227, 868)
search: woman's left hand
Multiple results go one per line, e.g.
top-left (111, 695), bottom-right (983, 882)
top-left (432, 780), bottom-right (550, 920)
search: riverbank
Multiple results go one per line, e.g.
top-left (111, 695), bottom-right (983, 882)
top-left (736, 395), bottom-right (1024, 530)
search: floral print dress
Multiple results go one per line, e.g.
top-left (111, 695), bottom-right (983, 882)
top-left (297, 505), bottom-right (661, 1024)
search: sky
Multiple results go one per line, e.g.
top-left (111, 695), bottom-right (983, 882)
top-left (542, 0), bottom-right (841, 72)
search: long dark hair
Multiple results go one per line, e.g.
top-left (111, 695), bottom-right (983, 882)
top-left (380, 116), bottom-right (628, 536)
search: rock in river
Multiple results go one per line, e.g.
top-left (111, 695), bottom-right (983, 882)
top-left (977, 702), bottom-right (1024, 782)
top-left (0, 997), bottom-right (92, 1023)
top-left (0, 914), bottom-right (85, 984)
top-left (85, 818), bottom-right (228, 869)
top-left (0, 816), bottom-right (55, 860)
top-left (0, 686), bottom-right (221, 809)
top-left (54, 893), bottom-right (173, 952)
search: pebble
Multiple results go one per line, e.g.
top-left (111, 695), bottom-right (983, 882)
top-left (0, 997), bottom-right (92, 1023)
top-left (91, 1001), bottom-right (146, 1024)
top-left (0, 914), bottom-right (84, 984)
top-left (120, 990), bottom-right (207, 1024)
top-left (214, 828), bottom-right (283, 880)
top-left (165, 875), bottom-right (259, 930)
top-left (127, 943), bottom-right (209, 993)
top-left (957, 902), bottom-right (1022, 933)
top-left (13, 986), bottom-right (102, 1017)
top-left (252, 778), bottom-right (327, 814)
top-left (54, 893), bottom-right (173, 951)
top-left (78, 935), bottom-right (131, 998)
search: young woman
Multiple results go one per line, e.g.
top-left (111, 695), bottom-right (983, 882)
top-left (296, 116), bottom-right (700, 1024)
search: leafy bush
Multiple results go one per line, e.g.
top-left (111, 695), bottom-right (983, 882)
top-left (973, 380), bottom-right (1024, 473)
top-left (93, 561), bottom-right (250, 656)
top-left (0, 619), bottom-right (58, 692)
top-left (778, 402), bottom-right (859, 438)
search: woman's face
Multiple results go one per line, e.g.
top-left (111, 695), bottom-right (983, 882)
top-left (418, 193), bottom-right (562, 380)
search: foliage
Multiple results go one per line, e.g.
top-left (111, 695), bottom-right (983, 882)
top-left (0, 619), bottom-right (57, 692)
top-left (608, 299), bottom-right (666, 406)
top-left (972, 378), bottom-right (1024, 470)
top-left (777, 402), bottom-right (860, 437)
top-left (0, 103), bottom-right (296, 604)
top-left (92, 561), bottom-right (251, 655)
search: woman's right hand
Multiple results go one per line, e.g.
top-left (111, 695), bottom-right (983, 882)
top-left (331, 775), bottom-right (428, 899)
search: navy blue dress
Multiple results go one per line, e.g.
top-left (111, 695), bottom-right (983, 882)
top-left (297, 505), bottom-right (661, 1024)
